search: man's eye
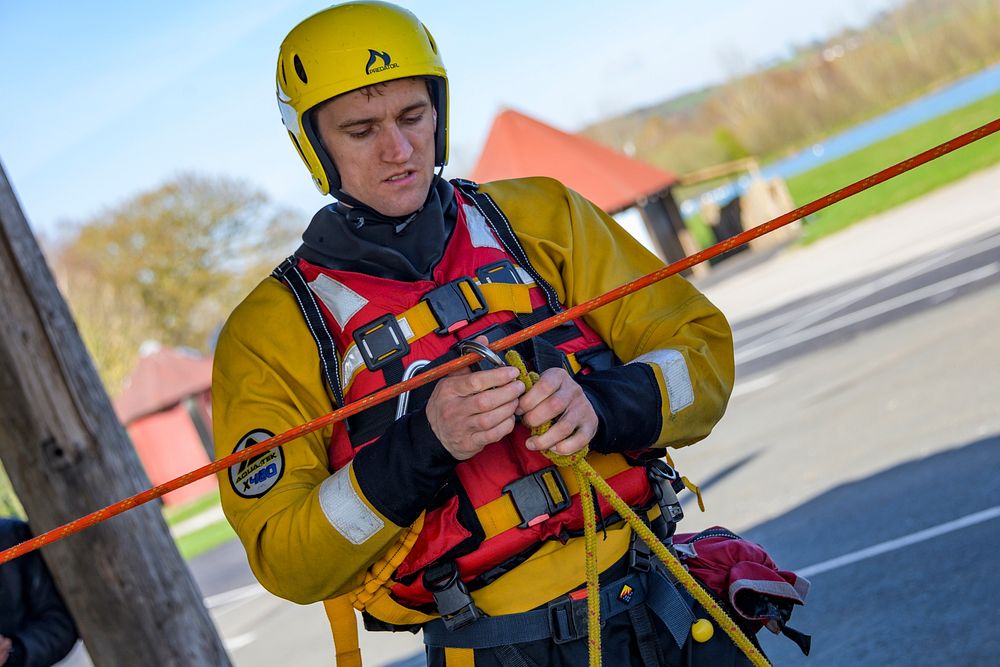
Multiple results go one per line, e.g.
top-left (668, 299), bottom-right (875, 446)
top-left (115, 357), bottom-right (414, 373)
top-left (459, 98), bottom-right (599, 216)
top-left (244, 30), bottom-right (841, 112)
top-left (402, 114), bottom-right (422, 125)
top-left (349, 128), bottom-right (372, 139)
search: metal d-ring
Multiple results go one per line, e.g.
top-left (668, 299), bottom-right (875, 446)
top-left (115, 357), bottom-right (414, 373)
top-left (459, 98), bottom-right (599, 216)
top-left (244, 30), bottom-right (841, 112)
top-left (456, 339), bottom-right (506, 369)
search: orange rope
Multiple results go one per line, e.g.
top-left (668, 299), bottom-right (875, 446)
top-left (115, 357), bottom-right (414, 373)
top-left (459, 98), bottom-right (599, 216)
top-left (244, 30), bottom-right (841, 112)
top-left (1, 116), bottom-right (997, 566)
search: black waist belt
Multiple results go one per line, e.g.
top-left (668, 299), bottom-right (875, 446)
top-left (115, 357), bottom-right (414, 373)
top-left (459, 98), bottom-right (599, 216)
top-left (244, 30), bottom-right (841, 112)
top-left (422, 568), bottom-right (694, 649)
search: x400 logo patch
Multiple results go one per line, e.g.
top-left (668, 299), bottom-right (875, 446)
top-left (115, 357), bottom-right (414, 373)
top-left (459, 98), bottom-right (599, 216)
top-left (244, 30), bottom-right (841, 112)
top-left (229, 429), bottom-right (285, 498)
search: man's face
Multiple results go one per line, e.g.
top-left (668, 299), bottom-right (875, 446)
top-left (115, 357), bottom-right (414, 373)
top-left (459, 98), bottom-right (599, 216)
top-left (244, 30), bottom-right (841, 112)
top-left (313, 77), bottom-right (437, 217)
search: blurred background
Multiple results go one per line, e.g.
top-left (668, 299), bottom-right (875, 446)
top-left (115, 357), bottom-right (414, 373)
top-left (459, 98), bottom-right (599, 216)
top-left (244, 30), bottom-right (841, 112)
top-left (1, 1), bottom-right (998, 665)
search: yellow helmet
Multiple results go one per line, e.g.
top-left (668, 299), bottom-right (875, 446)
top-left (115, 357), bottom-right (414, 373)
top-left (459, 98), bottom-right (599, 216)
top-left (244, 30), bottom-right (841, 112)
top-left (276, 1), bottom-right (449, 195)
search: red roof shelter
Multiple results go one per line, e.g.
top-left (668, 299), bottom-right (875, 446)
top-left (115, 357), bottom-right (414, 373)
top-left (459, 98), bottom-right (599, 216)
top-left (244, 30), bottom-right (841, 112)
top-left (470, 109), bottom-right (699, 263)
top-left (114, 346), bottom-right (216, 506)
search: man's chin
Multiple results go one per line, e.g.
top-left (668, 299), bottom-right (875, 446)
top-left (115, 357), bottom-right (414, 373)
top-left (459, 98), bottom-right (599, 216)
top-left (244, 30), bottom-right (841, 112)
top-left (377, 186), bottom-right (432, 217)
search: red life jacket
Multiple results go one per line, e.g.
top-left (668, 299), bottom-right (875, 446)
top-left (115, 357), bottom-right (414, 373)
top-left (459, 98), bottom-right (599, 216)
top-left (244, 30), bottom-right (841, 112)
top-left (275, 186), bottom-right (655, 610)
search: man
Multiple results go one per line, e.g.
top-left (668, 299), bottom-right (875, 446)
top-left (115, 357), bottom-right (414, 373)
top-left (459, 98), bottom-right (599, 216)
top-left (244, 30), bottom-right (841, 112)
top-left (0, 518), bottom-right (79, 667)
top-left (214, 2), bottom-right (738, 665)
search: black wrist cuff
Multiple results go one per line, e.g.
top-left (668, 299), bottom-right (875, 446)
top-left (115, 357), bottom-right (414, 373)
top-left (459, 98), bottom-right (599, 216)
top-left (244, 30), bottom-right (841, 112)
top-left (578, 363), bottom-right (662, 454)
top-left (352, 410), bottom-right (458, 526)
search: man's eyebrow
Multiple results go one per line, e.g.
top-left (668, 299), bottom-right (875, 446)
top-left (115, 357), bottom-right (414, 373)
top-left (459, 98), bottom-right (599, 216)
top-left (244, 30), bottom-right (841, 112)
top-left (336, 100), bottom-right (429, 130)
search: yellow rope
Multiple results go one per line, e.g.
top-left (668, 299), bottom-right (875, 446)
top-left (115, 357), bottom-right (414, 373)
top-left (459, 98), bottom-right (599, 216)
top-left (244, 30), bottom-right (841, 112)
top-left (506, 351), bottom-right (770, 667)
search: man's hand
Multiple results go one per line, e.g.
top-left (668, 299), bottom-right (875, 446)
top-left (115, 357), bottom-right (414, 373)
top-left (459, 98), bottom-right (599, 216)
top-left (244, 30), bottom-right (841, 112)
top-left (426, 364), bottom-right (524, 461)
top-left (0, 634), bottom-right (12, 666)
top-left (518, 368), bottom-right (597, 456)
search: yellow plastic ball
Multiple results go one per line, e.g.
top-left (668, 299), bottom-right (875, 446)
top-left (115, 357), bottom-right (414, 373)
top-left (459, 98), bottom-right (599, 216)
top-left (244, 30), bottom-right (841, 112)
top-left (691, 618), bottom-right (714, 643)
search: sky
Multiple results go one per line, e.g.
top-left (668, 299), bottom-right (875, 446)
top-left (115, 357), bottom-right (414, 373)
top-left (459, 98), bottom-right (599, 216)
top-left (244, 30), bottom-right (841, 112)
top-left (0, 0), bottom-right (902, 238)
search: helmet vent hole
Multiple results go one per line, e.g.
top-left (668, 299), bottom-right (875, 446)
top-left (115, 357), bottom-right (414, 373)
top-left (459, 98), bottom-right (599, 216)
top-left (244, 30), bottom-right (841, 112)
top-left (423, 27), bottom-right (438, 54)
top-left (280, 60), bottom-right (287, 85)
top-left (287, 131), bottom-right (307, 164)
top-left (293, 55), bottom-right (308, 84)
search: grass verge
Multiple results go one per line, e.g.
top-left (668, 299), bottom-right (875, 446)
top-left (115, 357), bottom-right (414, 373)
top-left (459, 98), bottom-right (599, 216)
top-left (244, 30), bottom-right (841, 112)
top-left (163, 489), bottom-right (238, 559)
top-left (786, 89), bottom-right (1000, 245)
top-left (176, 519), bottom-right (238, 560)
top-left (164, 489), bottom-right (221, 526)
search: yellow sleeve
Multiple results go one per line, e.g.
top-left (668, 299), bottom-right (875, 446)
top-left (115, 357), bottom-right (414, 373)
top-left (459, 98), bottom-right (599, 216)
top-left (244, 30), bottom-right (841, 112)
top-left (212, 277), bottom-right (408, 604)
top-left (480, 177), bottom-right (735, 448)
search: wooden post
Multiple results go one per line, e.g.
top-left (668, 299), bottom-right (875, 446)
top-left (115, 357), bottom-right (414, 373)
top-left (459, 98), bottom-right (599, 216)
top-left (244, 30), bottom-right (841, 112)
top-left (637, 188), bottom-right (704, 277)
top-left (0, 160), bottom-right (232, 666)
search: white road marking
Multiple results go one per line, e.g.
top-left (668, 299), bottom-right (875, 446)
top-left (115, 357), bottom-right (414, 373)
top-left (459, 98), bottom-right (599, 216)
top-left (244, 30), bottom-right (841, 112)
top-left (736, 263), bottom-right (1000, 364)
top-left (170, 506), bottom-right (226, 538)
top-left (204, 581), bottom-right (267, 609)
top-left (735, 253), bottom-right (946, 341)
top-left (224, 632), bottom-right (258, 651)
top-left (734, 231), bottom-right (1000, 343)
top-left (796, 505), bottom-right (1000, 578)
top-left (731, 373), bottom-right (779, 398)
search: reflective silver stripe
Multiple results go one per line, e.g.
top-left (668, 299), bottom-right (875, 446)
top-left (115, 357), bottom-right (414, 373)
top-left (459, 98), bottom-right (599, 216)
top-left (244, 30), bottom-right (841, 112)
top-left (462, 203), bottom-right (502, 250)
top-left (340, 344), bottom-right (365, 392)
top-left (396, 359), bottom-right (432, 419)
top-left (514, 266), bottom-right (535, 285)
top-left (308, 274), bottom-right (368, 329)
top-left (630, 349), bottom-right (694, 414)
top-left (318, 466), bottom-right (384, 545)
top-left (397, 316), bottom-right (415, 339)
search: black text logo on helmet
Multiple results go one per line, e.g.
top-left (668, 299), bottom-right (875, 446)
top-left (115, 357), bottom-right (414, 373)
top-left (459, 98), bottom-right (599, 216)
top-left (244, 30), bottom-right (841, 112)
top-left (366, 49), bottom-right (400, 75)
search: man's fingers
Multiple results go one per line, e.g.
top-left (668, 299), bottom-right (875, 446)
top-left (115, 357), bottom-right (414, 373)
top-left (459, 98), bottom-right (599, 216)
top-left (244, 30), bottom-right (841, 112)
top-left (520, 390), bottom-right (570, 429)
top-left (474, 414), bottom-right (518, 447)
top-left (517, 369), bottom-right (561, 414)
top-left (527, 416), bottom-right (577, 450)
top-left (470, 399), bottom-right (520, 433)
top-left (451, 366), bottom-right (521, 397)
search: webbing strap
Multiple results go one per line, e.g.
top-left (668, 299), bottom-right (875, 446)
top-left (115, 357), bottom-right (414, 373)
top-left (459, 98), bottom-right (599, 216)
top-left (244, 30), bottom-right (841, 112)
top-left (627, 605), bottom-right (661, 667)
top-left (443, 647), bottom-right (475, 666)
top-left (323, 596), bottom-right (361, 667)
top-left (273, 257), bottom-right (344, 407)
top-left (397, 281), bottom-right (535, 345)
top-left (646, 570), bottom-right (695, 648)
top-left (453, 180), bottom-right (563, 315)
top-left (422, 569), bottom-right (691, 649)
top-left (493, 645), bottom-right (539, 667)
top-left (475, 454), bottom-right (634, 539)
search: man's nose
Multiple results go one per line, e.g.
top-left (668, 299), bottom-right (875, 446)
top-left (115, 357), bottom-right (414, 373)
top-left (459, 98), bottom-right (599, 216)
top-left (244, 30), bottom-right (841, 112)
top-left (380, 124), bottom-right (414, 163)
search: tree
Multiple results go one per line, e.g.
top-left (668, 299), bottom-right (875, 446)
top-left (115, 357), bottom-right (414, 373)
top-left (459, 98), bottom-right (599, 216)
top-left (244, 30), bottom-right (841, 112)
top-left (0, 159), bottom-right (232, 664)
top-left (53, 173), bottom-right (301, 392)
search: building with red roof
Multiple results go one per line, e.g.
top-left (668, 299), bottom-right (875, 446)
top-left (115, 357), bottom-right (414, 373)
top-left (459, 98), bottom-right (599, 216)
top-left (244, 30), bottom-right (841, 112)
top-left (114, 344), bottom-right (216, 506)
top-left (470, 109), bottom-right (698, 263)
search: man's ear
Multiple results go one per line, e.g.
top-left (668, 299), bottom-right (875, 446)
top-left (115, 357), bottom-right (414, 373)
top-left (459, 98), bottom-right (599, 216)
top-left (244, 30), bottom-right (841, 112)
top-left (432, 106), bottom-right (438, 129)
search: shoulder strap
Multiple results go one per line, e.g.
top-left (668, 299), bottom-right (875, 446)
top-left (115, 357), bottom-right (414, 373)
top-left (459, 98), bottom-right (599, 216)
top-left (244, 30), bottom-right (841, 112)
top-left (452, 179), bottom-right (563, 315)
top-left (272, 256), bottom-right (345, 408)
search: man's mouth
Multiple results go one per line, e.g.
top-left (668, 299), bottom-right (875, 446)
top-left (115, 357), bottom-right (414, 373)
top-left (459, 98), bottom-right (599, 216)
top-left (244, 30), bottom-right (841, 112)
top-left (385, 171), bottom-right (413, 183)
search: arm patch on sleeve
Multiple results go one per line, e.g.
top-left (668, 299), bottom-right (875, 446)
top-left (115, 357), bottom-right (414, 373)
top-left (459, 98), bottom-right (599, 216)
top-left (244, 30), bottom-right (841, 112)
top-left (229, 429), bottom-right (285, 498)
top-left (630, 349), bottom-right (695, 414)
top-left (318, 465), bottom-right (384, 544)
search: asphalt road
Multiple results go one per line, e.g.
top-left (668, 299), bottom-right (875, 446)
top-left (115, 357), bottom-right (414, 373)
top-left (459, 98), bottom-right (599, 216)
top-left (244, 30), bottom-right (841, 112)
top-left (678, 252), bottom-right (1000, 664)
top-left (730, 228), bottom-right (1000, 377)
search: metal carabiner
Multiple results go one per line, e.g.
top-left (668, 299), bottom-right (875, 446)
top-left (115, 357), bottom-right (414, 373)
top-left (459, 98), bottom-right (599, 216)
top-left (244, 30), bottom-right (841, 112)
top-left (456, 338), bottom-right (507, 370)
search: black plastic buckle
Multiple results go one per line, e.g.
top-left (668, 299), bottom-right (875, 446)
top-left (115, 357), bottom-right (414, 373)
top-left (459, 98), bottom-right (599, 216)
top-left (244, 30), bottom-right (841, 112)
top-left (503, 466), bottom-right (572, 529)
top-left (476, 259), bottom-right (522, 285)
top-left (422, 277), bottom-right (488, 335)
top-left (423, 561), bottom-right (481, 631)
top-left (629, 530), bottom-right (653, 572)
top-left (547, 593), bottom-right (591, 644)
top-left (648, 460), bottom-right (684, 531)
top-left (352, 314), bottom-right (410, 372)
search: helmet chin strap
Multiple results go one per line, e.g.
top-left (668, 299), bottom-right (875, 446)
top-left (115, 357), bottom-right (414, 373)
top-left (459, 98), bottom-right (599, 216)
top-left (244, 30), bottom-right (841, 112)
top-left (335, 165), bottom-right (444, 234)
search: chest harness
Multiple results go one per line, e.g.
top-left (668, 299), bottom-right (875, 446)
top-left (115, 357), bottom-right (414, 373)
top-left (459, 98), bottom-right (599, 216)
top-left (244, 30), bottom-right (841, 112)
top-left (272, 181), bottom-right (663, 619)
